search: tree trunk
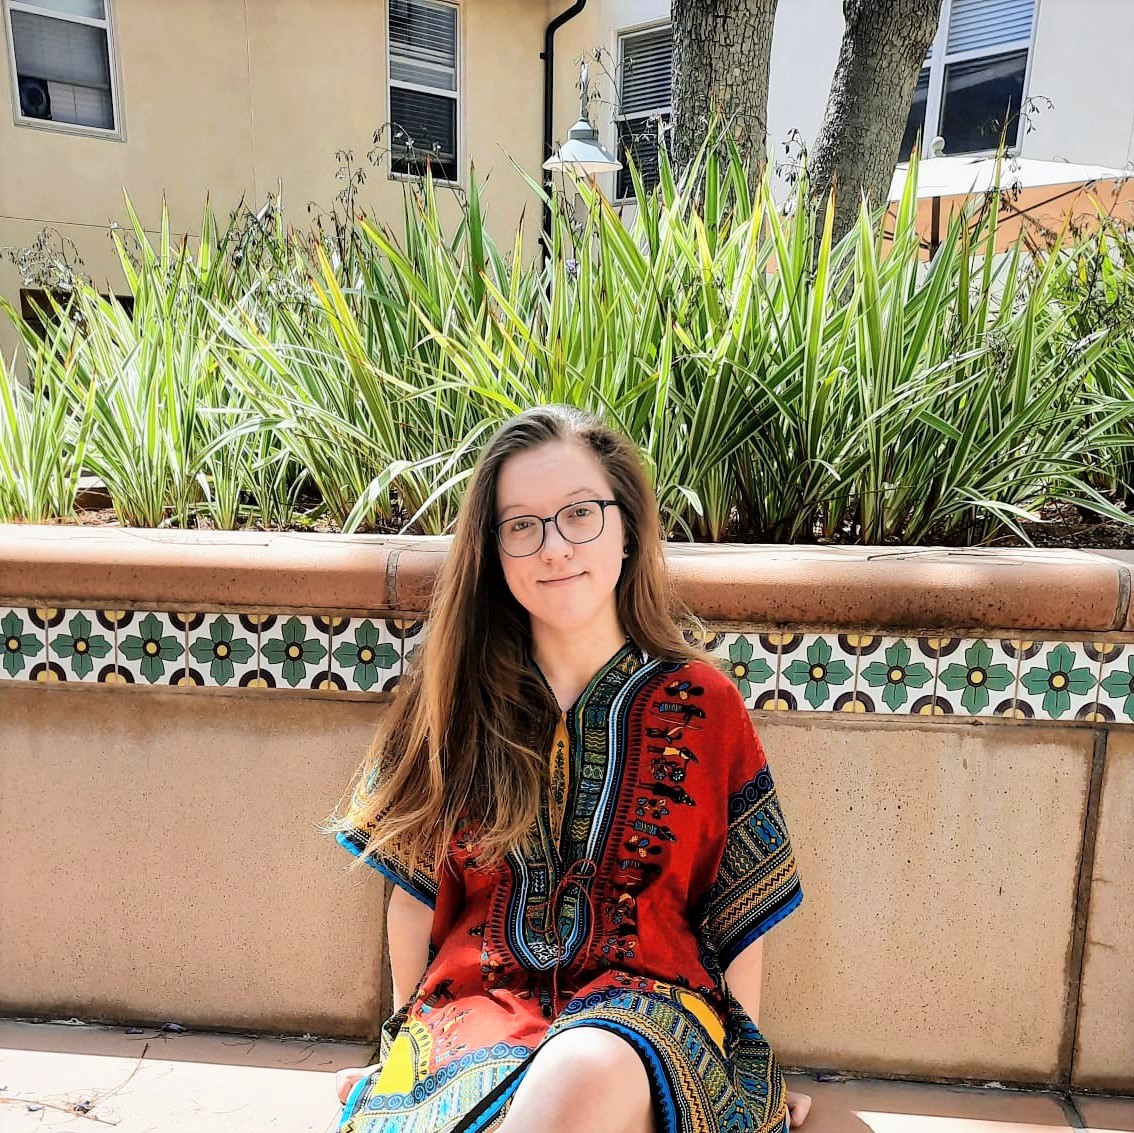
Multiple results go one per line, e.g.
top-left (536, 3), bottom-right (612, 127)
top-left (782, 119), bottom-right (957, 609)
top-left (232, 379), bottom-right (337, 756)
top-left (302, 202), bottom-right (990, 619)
top-left (671, 0), bottom-right (778, 191)
top-left (808, 0), bottom-right (941, 244)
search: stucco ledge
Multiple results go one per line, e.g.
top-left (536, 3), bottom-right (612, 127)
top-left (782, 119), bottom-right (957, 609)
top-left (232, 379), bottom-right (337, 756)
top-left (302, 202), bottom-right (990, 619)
top-left (0, 525), bottom-right (1130, 634)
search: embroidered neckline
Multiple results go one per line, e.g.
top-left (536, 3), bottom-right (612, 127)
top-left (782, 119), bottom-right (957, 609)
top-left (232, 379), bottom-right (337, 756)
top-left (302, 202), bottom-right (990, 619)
top-left (528, 636), bottom-right (644, 716)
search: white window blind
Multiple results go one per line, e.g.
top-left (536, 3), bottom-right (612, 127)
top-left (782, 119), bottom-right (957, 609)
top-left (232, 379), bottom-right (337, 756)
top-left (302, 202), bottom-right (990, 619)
top-left (387, 0), bottom-right (458, 181)
top-left (7, 0), bottom-right (117, 131)
top-left (619, 25), bottom-right (672, 118)
top-left (616, 25), bottom-right (672, 200)
top-left (946, 0), bottom-right (1035, 55)
top-left (24, 0), bottom-right (105, 18)
top-left (389, 0), bottom-right (456, 91)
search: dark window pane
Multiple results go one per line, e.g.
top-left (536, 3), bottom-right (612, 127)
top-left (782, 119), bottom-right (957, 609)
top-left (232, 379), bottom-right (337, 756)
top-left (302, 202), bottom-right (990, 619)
top-left (616, 114), bottom-right (669, 200)
top-left (940, 50), bottom-right (1028, 153)
top-left (389, 87), bottom-right (457, 181)
top-left (899, 67), bottom-right (931, 161)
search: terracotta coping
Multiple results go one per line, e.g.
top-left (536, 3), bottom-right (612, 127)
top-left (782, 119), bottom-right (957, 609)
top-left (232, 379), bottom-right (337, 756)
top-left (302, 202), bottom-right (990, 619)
top-left (1, 524), bottom-right (1132, 633)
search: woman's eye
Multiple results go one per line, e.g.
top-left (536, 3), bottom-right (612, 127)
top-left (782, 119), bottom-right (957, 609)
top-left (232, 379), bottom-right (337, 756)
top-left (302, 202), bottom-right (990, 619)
top-left (569, 505), bottom-right (594, 518)
top-left (509, 519), bottom-right (533, 533)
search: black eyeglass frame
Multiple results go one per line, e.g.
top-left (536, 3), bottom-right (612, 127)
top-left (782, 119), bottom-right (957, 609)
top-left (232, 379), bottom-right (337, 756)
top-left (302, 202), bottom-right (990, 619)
top-left (493, 499), bottom-right (620, 558)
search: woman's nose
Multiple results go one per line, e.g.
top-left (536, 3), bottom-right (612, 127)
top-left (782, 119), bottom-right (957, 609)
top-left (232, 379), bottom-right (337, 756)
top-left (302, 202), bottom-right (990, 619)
top-left (541, 517), bottom-right (573, 556)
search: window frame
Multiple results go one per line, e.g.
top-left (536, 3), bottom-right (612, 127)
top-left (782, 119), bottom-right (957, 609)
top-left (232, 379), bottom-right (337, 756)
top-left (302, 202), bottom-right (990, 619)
top-left (384, 0), bottom-right (462, 187)
top-left (909, 0), bottom-right (1040, 159)
top-left (3, 0), bottom-right (124, 140)
top-left (611, 19), bottom-right (672, 205)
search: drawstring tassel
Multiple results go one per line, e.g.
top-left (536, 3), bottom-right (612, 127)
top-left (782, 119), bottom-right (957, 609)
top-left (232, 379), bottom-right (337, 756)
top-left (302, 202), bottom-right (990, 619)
top-left (548, 857), bottom-right (599, 1011)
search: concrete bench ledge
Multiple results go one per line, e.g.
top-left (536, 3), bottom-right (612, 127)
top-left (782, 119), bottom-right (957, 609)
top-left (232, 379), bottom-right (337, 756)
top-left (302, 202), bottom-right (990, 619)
top-left (2, 524), bottom-right (1133, 633)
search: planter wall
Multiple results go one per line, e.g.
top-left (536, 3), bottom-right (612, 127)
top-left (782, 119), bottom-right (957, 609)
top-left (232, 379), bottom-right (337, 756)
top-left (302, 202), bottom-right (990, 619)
top-left (0, 525), bottom-right (1131, 1091)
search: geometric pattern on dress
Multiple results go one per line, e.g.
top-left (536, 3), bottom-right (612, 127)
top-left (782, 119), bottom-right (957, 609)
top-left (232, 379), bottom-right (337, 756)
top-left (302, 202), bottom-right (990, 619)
top-left (540, 981), bottom-right (790, 1133)
top-left (695, 771), bottom-right (804, 969)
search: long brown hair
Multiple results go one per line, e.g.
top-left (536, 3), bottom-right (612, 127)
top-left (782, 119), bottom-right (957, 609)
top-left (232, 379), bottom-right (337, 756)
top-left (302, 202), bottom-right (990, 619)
top-left (329, 404), bottom-right (716, 872)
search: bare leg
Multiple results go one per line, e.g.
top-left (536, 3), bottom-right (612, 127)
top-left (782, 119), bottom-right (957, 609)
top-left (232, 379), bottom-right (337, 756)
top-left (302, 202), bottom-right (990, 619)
top-left (497, 1026), bottom-right (655, 1133)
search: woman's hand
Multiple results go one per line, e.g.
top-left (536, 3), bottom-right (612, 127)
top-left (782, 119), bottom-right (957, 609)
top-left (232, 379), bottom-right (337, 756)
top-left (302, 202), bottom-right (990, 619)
top-left (787, 1089), bottom-right (812, 1127)
top-left (335, 1065), bottom-right (378, 1105)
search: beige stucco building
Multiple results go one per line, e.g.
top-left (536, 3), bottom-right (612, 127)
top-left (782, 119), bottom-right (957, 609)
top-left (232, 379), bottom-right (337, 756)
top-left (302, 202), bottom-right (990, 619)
top-left (2, 0), bottom-right (1132, 361)
top-left (0, 0), bottom-right (588, 360)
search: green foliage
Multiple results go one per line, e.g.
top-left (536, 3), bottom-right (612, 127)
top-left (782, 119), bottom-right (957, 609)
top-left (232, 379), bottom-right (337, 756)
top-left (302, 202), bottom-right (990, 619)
top-left (1, 141), bottom-right (1133, 545)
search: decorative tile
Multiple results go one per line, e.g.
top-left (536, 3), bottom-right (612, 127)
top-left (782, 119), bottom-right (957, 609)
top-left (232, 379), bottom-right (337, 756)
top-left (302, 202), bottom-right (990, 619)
top-left (1095, 643), bottom-right (1134, 723)
top-left (87, 610), bottom-right (133, 683)
top-left (185, 613), bottom-right (259, 688)
top-left (682, 622), bottom-right (728, 657)
top-left (0, 607), bottom-right (46, 681)
top-left (1015, 640), bottom-right (1098, 721)
top-left (390, 615), bottom-right (427, 681)
top-left (258, 615), bottom-right (329, 689)
top-left (115, 611), bottom-right (187, 685)
top-left (722, 631), bottom-right (778, 709)
top-left (933, 638), bottom-right (1017, 717)
top-left (46, 609), bottom-right (115, 683)
top-left (328, 617), bottom-right (401, 693)
top-left (828, 633), bottom-right (883, 712)
top-left (779, 633), bottom-right (855, 711)
top-left (13, 599), bottom-right (1134, 730)
top-left (856, 637), bottom-right (937, 714)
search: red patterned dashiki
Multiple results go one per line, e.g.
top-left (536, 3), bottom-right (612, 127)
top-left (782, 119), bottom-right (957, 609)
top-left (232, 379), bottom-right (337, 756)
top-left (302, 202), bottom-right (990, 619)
top-left (336, 639), bottom-right (803, 1133)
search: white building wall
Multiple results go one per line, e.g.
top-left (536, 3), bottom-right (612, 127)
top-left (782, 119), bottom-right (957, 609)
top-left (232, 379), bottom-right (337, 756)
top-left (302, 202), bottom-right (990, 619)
top-left (597, 0), bottom-right (1134, 185)
top-left (1022, 0), bottom-right (1134, 168)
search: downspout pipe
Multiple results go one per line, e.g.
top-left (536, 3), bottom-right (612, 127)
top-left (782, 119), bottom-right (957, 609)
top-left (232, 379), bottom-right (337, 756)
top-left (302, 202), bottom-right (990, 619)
top-left (541, 0), bottom-right (588, 249)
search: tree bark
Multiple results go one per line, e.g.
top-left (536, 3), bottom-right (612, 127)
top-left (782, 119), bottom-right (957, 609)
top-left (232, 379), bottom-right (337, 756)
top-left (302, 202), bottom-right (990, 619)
top-left (808, 0), bottom-right (941, 243)
top-left (671, 0), bottom-right (778, 191)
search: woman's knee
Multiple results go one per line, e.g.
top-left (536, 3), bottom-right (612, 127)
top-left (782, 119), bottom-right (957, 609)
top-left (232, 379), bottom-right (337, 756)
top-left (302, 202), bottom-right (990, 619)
top-left (548, 1026), bottom-right (647, 1083)
top-left (503, 1027), bottom-right (653, 1131)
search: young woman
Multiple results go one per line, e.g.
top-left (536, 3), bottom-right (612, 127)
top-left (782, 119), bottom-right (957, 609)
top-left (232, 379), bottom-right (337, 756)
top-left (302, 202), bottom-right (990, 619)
top-left (329, 405), bottom-right (811, 1133)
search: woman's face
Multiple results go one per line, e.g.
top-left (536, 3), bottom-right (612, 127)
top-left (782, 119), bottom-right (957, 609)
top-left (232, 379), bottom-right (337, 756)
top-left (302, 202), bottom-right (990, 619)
top-left (494, 439), bottom-right (627, 638)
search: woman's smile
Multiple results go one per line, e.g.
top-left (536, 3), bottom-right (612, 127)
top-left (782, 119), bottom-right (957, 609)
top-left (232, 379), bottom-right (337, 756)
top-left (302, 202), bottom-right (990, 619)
top-left (540, 572), bottom-right (585, 586)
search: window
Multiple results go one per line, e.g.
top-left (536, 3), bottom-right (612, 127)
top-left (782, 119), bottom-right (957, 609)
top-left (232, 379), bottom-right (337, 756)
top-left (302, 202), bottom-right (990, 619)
top-left (901, 0), bottom-right (1036, 158)
top-left (387, 0), bottom-right (458, 182)
top-left (4, 0), bottom-right (119, 134)
top-left (615, 24), bottom-right (672, 200)
top-left (20, 287), bottom-right (133, 341)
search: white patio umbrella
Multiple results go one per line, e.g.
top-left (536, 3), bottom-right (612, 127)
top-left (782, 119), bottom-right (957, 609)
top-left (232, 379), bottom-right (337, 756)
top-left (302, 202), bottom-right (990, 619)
top-left (887, 141), bottom-right (1132, 255)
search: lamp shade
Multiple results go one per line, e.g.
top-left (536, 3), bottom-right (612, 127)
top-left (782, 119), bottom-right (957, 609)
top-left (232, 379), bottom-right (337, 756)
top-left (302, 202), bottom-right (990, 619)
top-left (543, 117), bottom-right (622, 175)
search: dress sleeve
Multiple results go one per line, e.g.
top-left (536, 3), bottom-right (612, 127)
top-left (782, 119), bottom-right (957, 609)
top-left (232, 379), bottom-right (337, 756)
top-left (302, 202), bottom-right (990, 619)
top-left (695, 684), bottom-right (803, 969)
top-left (336, 821), bottom-right (439, 910)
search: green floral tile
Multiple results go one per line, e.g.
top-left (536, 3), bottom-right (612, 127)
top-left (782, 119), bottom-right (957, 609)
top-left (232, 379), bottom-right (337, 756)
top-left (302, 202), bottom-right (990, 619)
top-left (117, 611), bottom-right (186, 684)
top-left (1, 608), bottom-right (45, 680)
top-left (18, 600), bottom-right (1134, 732)
top-left (1096, 646), bottom-right (1134, 722)
top-left (187, 614), bottom-right (258, 687)
top-left (259, 615), bottom-right (329, 689)
top-left (723, 632), bottom-right (776, 708)
top-left (1017, 642), bottom-right (1098, 720)
top-left (935, 639), bottom-right (1017, 716)
top-left (329, 618), bottom-right (401, 692)
top-left (47, 610), bottom-right (115, 682)
top-left (780, 634), bottom-right (854, 710)
top-left (859, 638), bottom-right (936, 714)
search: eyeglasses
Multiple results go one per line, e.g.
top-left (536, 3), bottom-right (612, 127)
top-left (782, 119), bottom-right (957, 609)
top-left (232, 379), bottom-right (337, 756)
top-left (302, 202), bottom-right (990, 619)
top-left (494, 499), bottom-right (619, 558)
